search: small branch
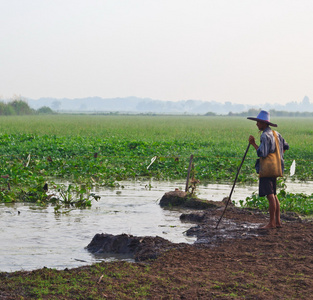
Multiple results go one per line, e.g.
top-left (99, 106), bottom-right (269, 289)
top-left (185, 155), bottom-right (194, 192)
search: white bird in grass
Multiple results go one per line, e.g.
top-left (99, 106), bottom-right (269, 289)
top-left (290, 160), bottom-right (296, 177)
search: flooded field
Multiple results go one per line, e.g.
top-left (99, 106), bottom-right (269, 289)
top-left (0, 180), bottom-right (311, 272)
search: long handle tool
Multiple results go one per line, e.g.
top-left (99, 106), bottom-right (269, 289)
top-left (215, 143), bottom-right (251, 229)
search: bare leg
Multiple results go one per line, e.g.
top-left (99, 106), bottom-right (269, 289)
top-left (275, 195), bottom-right (282, 227)
top-left (260, 194), bottom-right (277, 229)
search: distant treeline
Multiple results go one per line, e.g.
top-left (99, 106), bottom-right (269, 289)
top-left (2, 99), bottom-right (312, 117)
top-left (227, 108), bottom-right (313, 117)
top-left (0, 98), bottom-right (55, 115)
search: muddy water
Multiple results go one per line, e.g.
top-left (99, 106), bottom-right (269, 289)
top-left (0, 180), bottom-right (311, 272)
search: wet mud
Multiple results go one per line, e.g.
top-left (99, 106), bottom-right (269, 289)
top-left (87, 190), bottom-right (305, 262)
top-left (86, 233), bottom-right (181, 262)
top-left (159, 190), bottom-right (222, 209)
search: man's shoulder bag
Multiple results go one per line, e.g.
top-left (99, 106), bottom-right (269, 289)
top-left (259, 130), bottom-right (283, 178)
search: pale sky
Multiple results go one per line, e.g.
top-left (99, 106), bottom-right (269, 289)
top-left (1, 0), bottom-right (313, 104)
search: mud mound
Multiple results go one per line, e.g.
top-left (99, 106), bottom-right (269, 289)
top-left (159, 190), bottom-right (223, 209)
top-left (86, 233), bottom-right (181, 262)
top-left (180, 212), bottom-right (206, 223)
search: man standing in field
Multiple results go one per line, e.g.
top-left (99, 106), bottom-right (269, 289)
top-left (247, 110), bottom-right (289, 229)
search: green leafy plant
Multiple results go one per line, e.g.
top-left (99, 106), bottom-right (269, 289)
top-left (0, 115), bottom-right (312, 210)
top-left (241, 181), bottom-right (313, 216)
top-left (53, 184), bottom-right (100, 213)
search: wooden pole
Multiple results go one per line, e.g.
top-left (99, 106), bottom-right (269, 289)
top-left (215, 143), bottom-right (251, 229)
top-left (185, 155), bottom-right (194, 192)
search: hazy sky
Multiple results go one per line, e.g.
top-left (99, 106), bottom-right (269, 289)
top-left (1, 0), bottom-right (313, 104)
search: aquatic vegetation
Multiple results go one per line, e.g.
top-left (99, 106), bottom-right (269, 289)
top-left (53, 184), bottom-right (101, 213)
top-left (0, 115), bottom-right (312, 212)
top-left (241, 180), bottom-right (313, 215)
top-left (242, 190), bottom-right (313, 216)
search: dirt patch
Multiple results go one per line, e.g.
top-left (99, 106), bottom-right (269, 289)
top-left (183, 205), bottom-right (303, 244)
top-left (149, 205), bottom-right (313, 299)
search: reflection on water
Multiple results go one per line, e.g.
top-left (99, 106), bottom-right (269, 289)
top-left (0, 180), bottom-right (311, 272)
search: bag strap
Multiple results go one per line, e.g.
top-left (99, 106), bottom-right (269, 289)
top-left (272, 130), bottom-right (281, 158)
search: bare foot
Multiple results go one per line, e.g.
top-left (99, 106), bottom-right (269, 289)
top-left (259, 224), bottom-right (276, 230)
top-left (276, 223), bottom-right (283, 228)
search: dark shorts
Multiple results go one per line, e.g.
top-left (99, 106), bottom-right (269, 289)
top-left (259, 177), bottom-right (277, 197)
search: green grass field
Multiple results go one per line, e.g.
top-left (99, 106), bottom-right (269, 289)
top-left (0, 115), bottom-right (312, 209)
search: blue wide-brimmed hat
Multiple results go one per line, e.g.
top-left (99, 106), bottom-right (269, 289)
top-left (247, 110), bottom-right (277, 127)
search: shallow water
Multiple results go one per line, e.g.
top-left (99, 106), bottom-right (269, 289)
top-left (0, 180), bottom-right (311, 272)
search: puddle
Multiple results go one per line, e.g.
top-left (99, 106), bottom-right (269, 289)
top-left (0, 180), bottom-right (311, 272)
top-left (0, 181), bottom-right (194, 272)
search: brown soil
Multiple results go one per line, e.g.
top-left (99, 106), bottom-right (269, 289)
top-left (1, 204), bottom-right (313, 299)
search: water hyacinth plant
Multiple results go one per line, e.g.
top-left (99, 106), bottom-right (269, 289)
top-left (240, 178), bottom-right (313, 216)
top-left (0, 115), bottom-right (312, 214)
